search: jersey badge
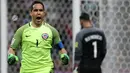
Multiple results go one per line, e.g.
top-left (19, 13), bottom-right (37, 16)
top-left (42, 33), bottom-right (49, 40)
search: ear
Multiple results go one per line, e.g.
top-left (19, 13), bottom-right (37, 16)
top-left (89, 20), bottom-right (92, 24)
top-left (80, 20), bottom-right (83, 25)
top-left (44, 11), bottom-right (47, 17)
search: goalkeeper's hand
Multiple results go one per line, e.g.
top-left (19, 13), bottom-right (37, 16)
top-left (8, 54), bottom-right (19, 65)
top-left (60, 53), bottom-right (69, 65)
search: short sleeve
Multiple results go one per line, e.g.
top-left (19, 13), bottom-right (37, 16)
top-left (75, 32), bottom-right (83, 61)
top-left (10, 27), bottom-right (23, 49)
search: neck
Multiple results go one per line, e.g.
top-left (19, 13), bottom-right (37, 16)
top-left (84, 23), bottom-right (92, 28)
top-left (32, 21), bottom-right (43, 28)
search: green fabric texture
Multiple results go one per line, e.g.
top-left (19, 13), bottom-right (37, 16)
top-left (10, 22), bottom-right (61, 73)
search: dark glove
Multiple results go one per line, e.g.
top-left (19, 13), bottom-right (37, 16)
top-left (60, 53), bottom-right (69, 65)
top-left (8, 54), bottom-right (19, 65)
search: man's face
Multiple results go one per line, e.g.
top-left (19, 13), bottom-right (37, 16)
top-left (30, 4), bottom-right (45, 25)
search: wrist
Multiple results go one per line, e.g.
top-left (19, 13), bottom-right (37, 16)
top-left (59, 48), bottom-right (67, 54)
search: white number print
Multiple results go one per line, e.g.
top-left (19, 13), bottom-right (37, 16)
top-left (92, 41), bottom-right (97, 58)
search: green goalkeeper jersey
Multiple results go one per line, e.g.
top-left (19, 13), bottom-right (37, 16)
top-left (10, 22), bottom-right (61, 73)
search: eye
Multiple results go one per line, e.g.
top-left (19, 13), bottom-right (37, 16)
top-left (33, 9), bottom-right (38, 12)
top-left (39, 9), bottom-right (43, 12)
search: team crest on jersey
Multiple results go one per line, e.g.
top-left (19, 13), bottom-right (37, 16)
top-left (42, 33), bottom-right (49, 40)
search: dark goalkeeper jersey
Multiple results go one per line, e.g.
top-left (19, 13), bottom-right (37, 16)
top-left (75, 27), bottom-right (107, 67)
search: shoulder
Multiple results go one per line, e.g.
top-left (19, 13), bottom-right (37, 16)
top-left (87, 27), bottom-right (104, 34)
top-left (94, 27), bottom-right (103, 32)
top-left (16, 23), bottom-right (30, 32)
top-left (95, 28), bottom-right (105, 34)
top-left (76, 30), bottom-right (84, 40)
top-left (77, 27), bottom-right (105, 36)
top-left (91, 27), bottom-right (106, 38)
top-left (45, 22), bottom-right (59, 33)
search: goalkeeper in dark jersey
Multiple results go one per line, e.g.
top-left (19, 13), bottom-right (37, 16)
top-left (74, 13), bottom-right (107, 73)
top-left (7, 1), bottom-right (69, 73)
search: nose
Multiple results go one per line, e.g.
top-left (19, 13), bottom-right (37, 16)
top-left (37, 10), bottom-right (41, 15)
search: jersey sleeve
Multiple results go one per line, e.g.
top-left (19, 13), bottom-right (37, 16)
top-left (10, 27), bottom-right (23, 49)
top-left (101, 31), bottom-right (107, 60)
top-left (75, 32), bottom-right (83, 61)
top-left (46, 24), bottom-right (61, 45)
top-left (52, 28), bottom-right (61, 45)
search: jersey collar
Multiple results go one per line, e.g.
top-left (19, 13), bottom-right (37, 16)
top-left (29, 21), bottom-right (45, 28)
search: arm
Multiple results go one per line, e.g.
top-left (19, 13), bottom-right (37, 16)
top-left (75, 32), bottom-right (82, 64)
top-left (74, 32), bottom-right (82, 71)
top-left (59, 48), bottom-right (67, 54)
top-left (45, 23), bottom-right (70, 65)
top-left (57, 42), bottom-right (69, 65)
top-left (102, 31), bottom-right (107, 60)
top-left (51, 26), bottom-right (69, 65)
top-left (55, 42), bottom-right (69, 64)
top-left (8, 47), bottom-right (15, 55)
top-left (55, 39), bottom-right (69, 66)
top-left (8, 27), bottom-right (23, 65)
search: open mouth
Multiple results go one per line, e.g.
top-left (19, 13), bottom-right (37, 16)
top-left (36, 17), bottom-right (42, 20)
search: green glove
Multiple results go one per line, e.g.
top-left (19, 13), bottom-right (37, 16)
top-left (60, 53), bottom-right (69, 65)
top-left (8, 54), bottom-right (19, 65)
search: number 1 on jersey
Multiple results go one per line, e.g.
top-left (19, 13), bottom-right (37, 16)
top-left (92, 41), bottom-right (97, 58)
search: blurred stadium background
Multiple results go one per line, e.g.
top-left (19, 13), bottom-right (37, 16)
top-left (2, 0), bottom-right (129, 73)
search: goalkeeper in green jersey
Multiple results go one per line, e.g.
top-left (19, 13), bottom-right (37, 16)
top-left (8, 1), bottom-right (69, 73)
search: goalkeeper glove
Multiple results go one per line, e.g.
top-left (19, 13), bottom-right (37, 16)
top-left (8, 54), bottom-right (19, 65)
top-left (60, 53), bottom-right (69, 65)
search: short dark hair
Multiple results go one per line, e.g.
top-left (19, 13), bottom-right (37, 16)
top-left (80, 13), bottom-right (90, 20)
top-left (30, 1), bottom-right (45, 11)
